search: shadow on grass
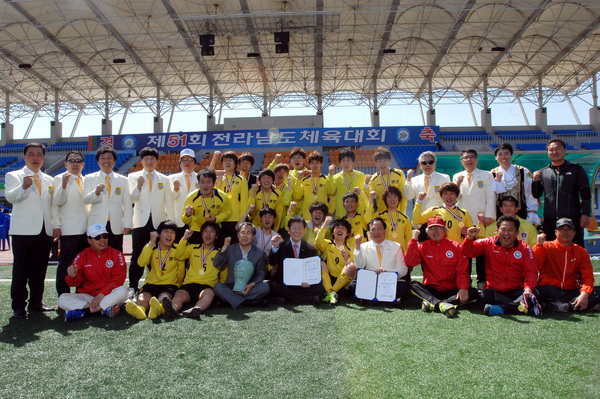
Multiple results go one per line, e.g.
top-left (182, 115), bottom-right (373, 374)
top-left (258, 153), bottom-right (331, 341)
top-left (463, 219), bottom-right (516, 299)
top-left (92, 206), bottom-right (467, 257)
top-left (0, 311), bottom-right (138, 347)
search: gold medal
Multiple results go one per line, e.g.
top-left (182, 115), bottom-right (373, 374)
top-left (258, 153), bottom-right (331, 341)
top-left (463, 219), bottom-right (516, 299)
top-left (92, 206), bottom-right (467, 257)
top-left (392, 232), bottom-right (398, 238)
top-left (199, 269), bottom-right (205, 275)
top-left (313, 195), bottom-right (318, 200)
top-left (161, 271), bottom-right (165, 276)
top-left (459, 222), bottom-right (465, 228)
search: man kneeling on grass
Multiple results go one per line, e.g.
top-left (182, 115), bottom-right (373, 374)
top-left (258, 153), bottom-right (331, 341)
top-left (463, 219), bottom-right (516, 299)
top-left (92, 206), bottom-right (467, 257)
top-left (126, 220), bottom-right (186, 320)
top-left (58, 224), bottom-right (128, 322)
top-left (404, 217), bottom-right (479, 317)
top-left (533, 218), bottom-right (600, 313)
top-left (162, 223), bottom-right (224, 319)
top-left (212, 222), bottom-right (270, 308)
top-left (461, 215), bottom-right (540, 316)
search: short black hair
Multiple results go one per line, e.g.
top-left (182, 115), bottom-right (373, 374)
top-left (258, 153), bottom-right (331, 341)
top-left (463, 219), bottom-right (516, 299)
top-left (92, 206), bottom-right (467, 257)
top-left (497, 215), bottom-right (520, 230)
top-left (338, 148), bottom-right (355, 163)
top-left (343, 192), bottom-right (359, 202)
top-left (461, 149), bottom-right (478, 159)
top-left (96, 145), bottom-right (117, 161)
top-left (221, 151), bottom-right (239, 166)
top-left (157, 220), bottom-right (178, 234)
top-left (330, 218), bottom-right (352, 235)
top-left (547, 138), bottom-right (566, 150)
top-left (439, 182), bottom-right (460, 197)
top-left (288, 215), bottom-right (307, 229)
top-left (258, 169), bottom-right (275, 181)
top-left (239, 152), bottom-right (255, 166)
top-left (64, 151), bottom-right (84, 163)
top-left (498, 195), bottom-right (519, 208)
top-left (383, 186), bottom-right (402, 206)
top-left (236, 222), bottom-right (256, 236)
top-left (24, 142), bottom-right (45, 156)
top-left (200, 221), bottom-right (221, 237)
top-left (368, 217), bottom-right (387, 231)
top-left (259, 207), bottom-right (277, 218)
top-left (140, 146), bottom-right (159, 160)
top-left (197, 168), bottom-right (217, 183)
top-left (494, 143), bottom-right (513, 156)
top-left (309, 202), bottom-right (328, 215)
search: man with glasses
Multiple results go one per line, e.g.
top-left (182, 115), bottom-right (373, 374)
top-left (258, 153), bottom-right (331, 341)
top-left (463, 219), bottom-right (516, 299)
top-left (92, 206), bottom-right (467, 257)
top-left (6, 143), bottom-right (54, 319)
top-left (52, 151), bottom-right (89, 296)
top-left (83, 145), bottom-right (132, 253)
top-left (58, 224), bottom-right (128, 322)
top-left (404, 151), bottom-right (450, 211)
top-left (170, 149), bottom-right (199, 242)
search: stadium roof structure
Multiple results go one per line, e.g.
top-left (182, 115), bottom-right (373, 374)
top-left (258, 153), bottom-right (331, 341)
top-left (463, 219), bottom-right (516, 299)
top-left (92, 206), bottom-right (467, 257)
top-left (1, 0), bottom-right (599, 122)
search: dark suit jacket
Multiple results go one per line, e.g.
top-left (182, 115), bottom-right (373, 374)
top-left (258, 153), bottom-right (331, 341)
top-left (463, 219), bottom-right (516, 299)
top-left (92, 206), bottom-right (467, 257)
top-left (213, 243), bottom-right (266, 286)
top-left (268, 240), bottom-right (318, 283)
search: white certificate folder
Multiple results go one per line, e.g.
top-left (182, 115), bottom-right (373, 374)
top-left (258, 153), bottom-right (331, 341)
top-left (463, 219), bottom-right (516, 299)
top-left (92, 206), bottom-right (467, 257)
top-left (355, 269), bottom-right (398, 302)
top-left (283, 256), bottom-right (322, 286)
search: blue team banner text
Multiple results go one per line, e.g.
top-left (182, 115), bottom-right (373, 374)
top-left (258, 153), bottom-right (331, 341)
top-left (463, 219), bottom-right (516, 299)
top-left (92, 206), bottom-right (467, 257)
top-left (89, 125), bottom-right (440, 152)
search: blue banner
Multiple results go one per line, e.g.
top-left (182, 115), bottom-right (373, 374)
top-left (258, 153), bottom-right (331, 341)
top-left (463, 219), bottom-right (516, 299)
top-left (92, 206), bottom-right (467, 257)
top-left (89, 126), bottom-right (440, 152)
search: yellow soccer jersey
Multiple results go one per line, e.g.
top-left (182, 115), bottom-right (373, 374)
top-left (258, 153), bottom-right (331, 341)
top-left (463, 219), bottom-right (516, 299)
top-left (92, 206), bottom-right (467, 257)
top-left (288, 168), bottom-right (306, 216)
top-left (477, 216), bottom-right (538, 247)
top-left (181, 188), bottom-right (232, 231)
top-left (293, 174), bottom-right (332, 220)
top-left (342, 211), bottom-right (368, 237)
top-left (369, 168), bottom-right (407, 213)
top-left (137, 243), bottom-right (186, 287)
top-left (413, 203), bottom-right (473, 243)
top-left (325, 170), bottom-right (366, 218)
top-left (315, 227), bottom-right (356, 277)
top-left (374, 209), bottom-right (412, 252)
top-left (249, 187), bottom-right (284, 231)
top-left (275, 182), bottom-right (292, 208)
top-left (175, 239), bottom-right (226, 287)
top-left (216, 173), bottom-right (248, 222)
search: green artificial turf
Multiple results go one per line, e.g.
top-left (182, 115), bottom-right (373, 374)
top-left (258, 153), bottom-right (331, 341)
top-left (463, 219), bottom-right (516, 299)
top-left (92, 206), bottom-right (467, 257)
top-left (0, 265), bottom-right (599, 398)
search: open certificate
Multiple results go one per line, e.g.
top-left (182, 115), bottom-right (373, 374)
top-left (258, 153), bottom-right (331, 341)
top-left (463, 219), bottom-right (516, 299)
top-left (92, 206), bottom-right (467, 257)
top-left (283, 256), bottom-right (321, 286)
top-left (355, 269), bottom-right (398, 302)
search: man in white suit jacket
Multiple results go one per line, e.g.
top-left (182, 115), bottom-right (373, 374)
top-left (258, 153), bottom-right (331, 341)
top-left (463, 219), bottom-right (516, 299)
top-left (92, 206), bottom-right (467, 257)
top-left (5, 143), bottom-right (54, 318)
top-left (83, 146), bottom-right (132, 253)
top-left (404, 151), bottom-right (450, 211)
top-left (128, 146), bottom-right (174, 290)
top-left (169, 148), bottom-right (199, 242)
top-left (453, 149), bottom-right (496, 288)
top-left (354, 218), bottom-right (410, 305)
top-left (52, 151), bottom-right (90, 296)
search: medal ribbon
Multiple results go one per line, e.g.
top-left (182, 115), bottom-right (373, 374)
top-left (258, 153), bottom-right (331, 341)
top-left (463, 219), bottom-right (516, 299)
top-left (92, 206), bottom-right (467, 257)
top-left (310, 175), bottom-right (318, 195)
top-left (261, 230), bottom-right (273, 251)
top-left (260, 188), bottom-right (272, 208)
top-left (379, 170), bottom-right (390, 189)
top-left (342, 171), bottom-right (355, 190)
top-left (158, 247), bottom-right (172, 271)
top-left (201, 245), bottom-right (215, 267)
top-left (201, 190), bottom-right (214, 214)
top-left (387, 210), bottom-right (399, 232)
top-left (224, 174), bottom-right (234, 193)
top-left (443, 204), bottom-right (462, 221)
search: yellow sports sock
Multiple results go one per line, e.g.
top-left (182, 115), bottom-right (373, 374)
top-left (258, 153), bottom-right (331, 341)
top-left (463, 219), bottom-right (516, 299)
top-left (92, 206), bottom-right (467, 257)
top-left (148, 297), bottom-right (161, 319)
top-left (125, 301), bottom-right (147, 320)
top-left (332, 272), bottom-right (352, 293)
top-left (321, 270), bottom-right (333, 293)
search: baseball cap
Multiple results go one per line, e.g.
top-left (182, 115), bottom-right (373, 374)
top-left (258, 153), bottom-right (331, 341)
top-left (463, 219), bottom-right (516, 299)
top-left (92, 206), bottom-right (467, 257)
top-left (427, 216), bottom-right (445, 228)
top-left (555, 218), bottom-right (575, 230)
top-left (87, 224), bottom-right (108, 238)
top-left (179, 149), bottom-right (196, 159)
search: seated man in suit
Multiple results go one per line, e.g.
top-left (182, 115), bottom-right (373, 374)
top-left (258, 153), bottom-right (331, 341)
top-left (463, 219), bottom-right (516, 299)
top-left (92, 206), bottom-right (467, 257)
top-left (268, 215), bottom-right (324, 304)
top-left (353, 218), bottom-right (410, 306)
top-left (213, 222), bottom-right (270, 308)
top-left (58, 224), bottom-right (128, 321)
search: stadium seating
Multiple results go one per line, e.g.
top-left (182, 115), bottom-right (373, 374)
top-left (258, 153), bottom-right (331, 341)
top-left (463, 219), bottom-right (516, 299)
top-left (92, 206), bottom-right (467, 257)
top-left (390, 145), bottom-right (445, 169)
top-left (55, 151), bottom-right (136, 176)
top-left (554, 129), bottom-right (598, 137)
top-left (440, 131), bottom-right (491, 140)
top-left (495, 130), bottom-right (548, 140)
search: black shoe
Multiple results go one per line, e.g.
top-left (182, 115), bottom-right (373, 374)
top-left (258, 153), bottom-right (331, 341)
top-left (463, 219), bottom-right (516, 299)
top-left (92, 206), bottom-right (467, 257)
top-left (309, 295), bottom-right (320, 306)
top-left (182, 306), bottom-right (203, 320)
top-left (271, 296), bottom-right (286, 306)
top-left (161, 297), bottom-right (179, 319)
top-left (28, 304), bottom-right (55, 312)
top-left (12, 310), bottom-right (28, 319)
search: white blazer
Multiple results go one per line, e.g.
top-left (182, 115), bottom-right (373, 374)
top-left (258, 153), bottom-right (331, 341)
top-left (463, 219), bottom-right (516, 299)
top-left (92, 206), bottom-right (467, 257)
top-left (52, 172), bottom-right (89, 235)
top-left (5, 167), bottom-right (53, 236)
top-left (354, 239), bottom-right (408, 280)
top-left (83, 171), bottom-right (133, 234)
top-left (169, 171), bottom-right (199, 227)
top-left (404, 171), bottom-right (450, 210)
top-left (129, 170), bottom-right (174, 229)
top-left (453, 168), bottom-right (496, 220)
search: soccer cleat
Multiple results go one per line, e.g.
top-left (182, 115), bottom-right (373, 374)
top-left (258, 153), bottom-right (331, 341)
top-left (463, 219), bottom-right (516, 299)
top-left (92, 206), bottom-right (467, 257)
top-left (125, 301), bottom-right (146, 320)
top-left (484, 304), bottom-right (504, 316)
top-left (162, 297), bottom-right (179, 319)
top-left (148, 297), bottom-right (162, 319)
top-left (324, 292), bottom-right (339, 305)
top-left (439, 302), bottom-right (457, 318)
top-left (65, 309), bottom-right (86, 322)
top-left (182, 306), bottom-right (203, 320)
top-left (101, 305), bottom-right (121, 318)
top-left (421, 300), bottom-right (435, 312)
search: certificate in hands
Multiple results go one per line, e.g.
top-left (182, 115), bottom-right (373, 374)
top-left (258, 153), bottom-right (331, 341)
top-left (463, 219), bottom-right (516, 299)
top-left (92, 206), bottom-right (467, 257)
top-left (355, 269), bottom-right (398, 302)
top-left (283, 256), bottom-right (321, 286)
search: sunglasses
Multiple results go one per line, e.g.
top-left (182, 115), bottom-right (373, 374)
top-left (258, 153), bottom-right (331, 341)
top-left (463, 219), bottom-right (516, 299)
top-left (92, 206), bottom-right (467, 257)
top-left (420, 160), bottom-right (435, 165)
top-left (90, 233), bottom-right (109, 241)
top-left (67, 159), bottom-right (84, 164)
